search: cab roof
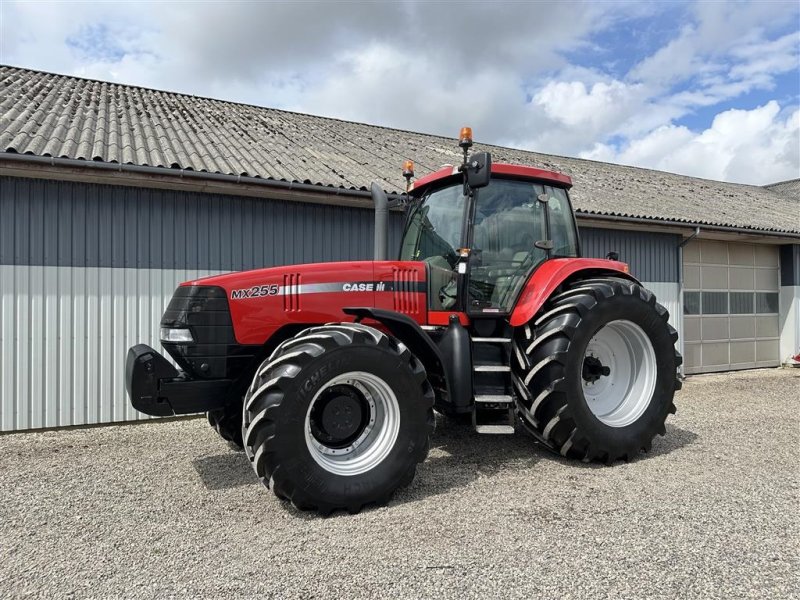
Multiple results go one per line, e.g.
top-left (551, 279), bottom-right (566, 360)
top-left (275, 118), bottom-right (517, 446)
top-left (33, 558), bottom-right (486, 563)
top-left (409, 163), bottom-right (573, 195)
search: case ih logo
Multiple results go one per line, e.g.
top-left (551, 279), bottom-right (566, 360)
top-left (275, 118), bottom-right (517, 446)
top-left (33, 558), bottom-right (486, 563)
top-left (342, 282), bottom-right (388, 292)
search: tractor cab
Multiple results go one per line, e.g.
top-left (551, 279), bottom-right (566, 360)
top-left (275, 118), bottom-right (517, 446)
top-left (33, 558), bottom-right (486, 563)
top-left (401, 161), bottom-right (580, 316)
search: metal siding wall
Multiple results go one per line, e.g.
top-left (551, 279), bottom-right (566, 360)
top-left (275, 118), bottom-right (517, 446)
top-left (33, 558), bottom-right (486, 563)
top-left (779, 286), bottom-right (800, 363)
top-left (640, 281), bottom-right (682, 353)
top-left (579, 227), bottom-right (680, 283)
top-left (0, 265), bottom-right (225, 431)
top-left (389, 212), bottom-right (405, 259)
top-left (1, 177), bottom-right (388, 269)
top-left (779, 245), bottom-right (800, 362)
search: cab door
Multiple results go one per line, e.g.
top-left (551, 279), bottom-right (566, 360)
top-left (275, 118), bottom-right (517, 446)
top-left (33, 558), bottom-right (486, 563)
top-left (466, 180), bottom-right (578, 315)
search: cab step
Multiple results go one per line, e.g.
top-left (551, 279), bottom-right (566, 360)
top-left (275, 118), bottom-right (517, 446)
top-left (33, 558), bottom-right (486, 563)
top-left (473, 365), bottom-right (511, 372)
top-left (474, 394), bottom-right (513, 404)
top-left (472, 405), bottom-right (516, 434)
top-left (475, 424), bottom-right (516, 434)
top-left (471, 331), bottom-right (516, 435)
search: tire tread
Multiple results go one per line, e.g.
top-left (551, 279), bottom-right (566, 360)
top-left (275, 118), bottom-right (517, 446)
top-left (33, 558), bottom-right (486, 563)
top-left (242, 323), bottom-right (435, 514)
top-left (514, 277), bottom-right (681, 462)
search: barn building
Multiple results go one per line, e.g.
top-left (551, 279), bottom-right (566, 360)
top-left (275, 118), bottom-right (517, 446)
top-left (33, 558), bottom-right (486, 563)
top-left (1, 65), bottom-right (798, 431)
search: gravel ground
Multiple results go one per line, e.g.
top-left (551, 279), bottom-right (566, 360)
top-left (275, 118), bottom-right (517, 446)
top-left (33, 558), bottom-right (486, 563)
top-left (1, 368), bottom-right (798, 599)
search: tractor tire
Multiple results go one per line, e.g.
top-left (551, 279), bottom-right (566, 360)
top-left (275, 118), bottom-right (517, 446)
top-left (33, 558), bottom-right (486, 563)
top-left (207, 403), bottom-right (244, 450)
top-left (242, 323), bottom-right (435, 514)
top-left (511, 276), bottom-right (681, 463)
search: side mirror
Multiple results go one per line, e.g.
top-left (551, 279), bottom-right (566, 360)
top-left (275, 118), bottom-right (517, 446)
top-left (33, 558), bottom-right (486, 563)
top-left (465, 151), bottom-right (492, 189)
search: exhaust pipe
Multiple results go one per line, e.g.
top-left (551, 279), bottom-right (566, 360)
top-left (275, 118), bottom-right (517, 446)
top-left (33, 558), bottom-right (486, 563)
top-left (370, 182), bottom-right (389, 261)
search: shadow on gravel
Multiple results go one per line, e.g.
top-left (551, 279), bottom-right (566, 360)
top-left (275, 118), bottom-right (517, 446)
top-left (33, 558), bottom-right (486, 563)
top-left (400, 419), bottom-right (700, 504)
top-left (389, 415), bottom-right (545, 507)
top-left (546, 422), bottom-right (700, 470)
top-left (190, 419), bottom-right (699, 515)
top-left (288, 416), bottom-right (547, 519)
top-left (192, 452), bottom-right (255, 490)
top-left (650, 423), bottom-right (699, 457)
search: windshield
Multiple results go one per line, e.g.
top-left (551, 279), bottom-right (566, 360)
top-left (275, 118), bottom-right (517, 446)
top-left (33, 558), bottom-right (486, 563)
top-left (400, 185), bottom-right (466, 310)
top-left (400, 185), bottom-right (466, 264)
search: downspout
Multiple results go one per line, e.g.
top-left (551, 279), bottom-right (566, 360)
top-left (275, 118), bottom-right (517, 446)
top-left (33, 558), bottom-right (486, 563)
top-left (676, 227), bottom-right (701, 377)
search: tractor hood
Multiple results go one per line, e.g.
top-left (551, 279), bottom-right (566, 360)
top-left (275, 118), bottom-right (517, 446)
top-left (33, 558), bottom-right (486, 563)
top-left (185, 260), bottom-right (375, 293)
top-left (180, 260), bottom-right (427, 345)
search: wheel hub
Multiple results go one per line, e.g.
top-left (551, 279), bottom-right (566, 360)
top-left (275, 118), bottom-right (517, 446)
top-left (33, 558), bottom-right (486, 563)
top-left (304, 371), bottom-right (400, 476)
top-left (582, 355), bottom-right (611, 383)
top-left (310, 385), bottom-right (369, 448)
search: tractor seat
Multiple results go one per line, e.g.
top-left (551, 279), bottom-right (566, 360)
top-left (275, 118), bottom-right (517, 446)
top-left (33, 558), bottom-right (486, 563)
top-left (424, 255), bottom-right (457, 310)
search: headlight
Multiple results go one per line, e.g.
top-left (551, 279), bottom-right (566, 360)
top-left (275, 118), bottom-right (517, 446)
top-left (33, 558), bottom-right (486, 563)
top-left (160, 328), bottom-right (194, 343)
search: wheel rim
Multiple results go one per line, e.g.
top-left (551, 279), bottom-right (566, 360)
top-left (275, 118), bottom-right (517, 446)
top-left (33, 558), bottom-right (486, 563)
top-left (304, 371), bottom-right (400, 476)
top-left (582, 320), bottom-right (657, 428)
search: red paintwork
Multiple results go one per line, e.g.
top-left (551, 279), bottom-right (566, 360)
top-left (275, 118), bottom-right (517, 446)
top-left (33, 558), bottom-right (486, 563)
top-left (184, 261), bottom-right (427, 345)
top-left (509, 258), bottom-right (634, 327)
top-left (409, 162), bottom-right (572, 196)
top-left (183, 256), bottom-right (632, 345)
top-left (180, 257), bottom-right (632, 344)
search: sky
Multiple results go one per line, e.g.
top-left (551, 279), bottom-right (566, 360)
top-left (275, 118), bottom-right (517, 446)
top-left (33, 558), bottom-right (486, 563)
top-left (1, 0), bottom-right (798, 185)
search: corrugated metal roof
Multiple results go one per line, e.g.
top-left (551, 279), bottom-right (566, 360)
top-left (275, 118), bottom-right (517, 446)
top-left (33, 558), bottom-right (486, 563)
top-left (1, 65), bottom-right (798, 235)
top-left (764, 178), bottom-right (800, 202)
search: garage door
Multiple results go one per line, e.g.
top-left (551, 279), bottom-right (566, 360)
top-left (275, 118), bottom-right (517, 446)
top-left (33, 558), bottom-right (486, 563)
top-left (683, 240), bottom-right (780, 374)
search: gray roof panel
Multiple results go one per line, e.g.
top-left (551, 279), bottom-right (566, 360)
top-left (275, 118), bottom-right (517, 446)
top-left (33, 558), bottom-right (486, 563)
top-left (1, 65), bottom-right (798, 234)
top-left (764, 178), bottom-right (800, 202)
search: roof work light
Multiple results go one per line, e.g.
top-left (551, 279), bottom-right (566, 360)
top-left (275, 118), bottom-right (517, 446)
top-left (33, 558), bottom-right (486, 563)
top-left (402, 159), bottom-right (415, 193)
top-left (459, 127), bottom-right (473, 149)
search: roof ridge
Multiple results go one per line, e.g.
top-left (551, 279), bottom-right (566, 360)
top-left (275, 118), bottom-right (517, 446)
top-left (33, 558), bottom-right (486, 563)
top-left (763, 178), bottom-right (800, 188)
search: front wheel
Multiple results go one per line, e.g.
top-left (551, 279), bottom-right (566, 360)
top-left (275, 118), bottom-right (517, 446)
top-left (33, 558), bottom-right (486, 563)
top-left (207, 403), bottom-right (244, 450)
top-left (512, 277), bottom-right (682, 462)
top-left (242, 323), bottom-right (435, 514)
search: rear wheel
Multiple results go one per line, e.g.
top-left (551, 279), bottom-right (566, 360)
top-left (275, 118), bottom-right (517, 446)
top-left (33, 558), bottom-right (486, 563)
top-left (242, 323), bottom-right (435, 514)
top-left (512, 276), bottom-right (682, 462)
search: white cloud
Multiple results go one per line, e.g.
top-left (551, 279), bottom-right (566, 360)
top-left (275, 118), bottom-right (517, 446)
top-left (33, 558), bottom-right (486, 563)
top-left (0, 0), bottom-right (798, 184)
top-left (534, 80), bottom-right (643, 129)
top-left (630, 2), bottom-right (796, 87)
top-left (582, 102), bottom-right (800, 184)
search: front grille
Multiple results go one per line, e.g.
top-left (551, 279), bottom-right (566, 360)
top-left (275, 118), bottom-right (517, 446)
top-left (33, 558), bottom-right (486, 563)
top-left (161, 286), bottom-right (257, 380)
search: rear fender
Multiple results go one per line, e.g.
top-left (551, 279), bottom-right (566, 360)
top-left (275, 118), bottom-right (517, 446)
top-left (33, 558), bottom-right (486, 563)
top-left (509, 259), bottom-right (638, 327)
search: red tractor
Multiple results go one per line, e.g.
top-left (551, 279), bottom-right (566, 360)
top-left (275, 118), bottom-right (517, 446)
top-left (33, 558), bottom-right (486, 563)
top-left (127, 128), bottom-right (681, 514)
